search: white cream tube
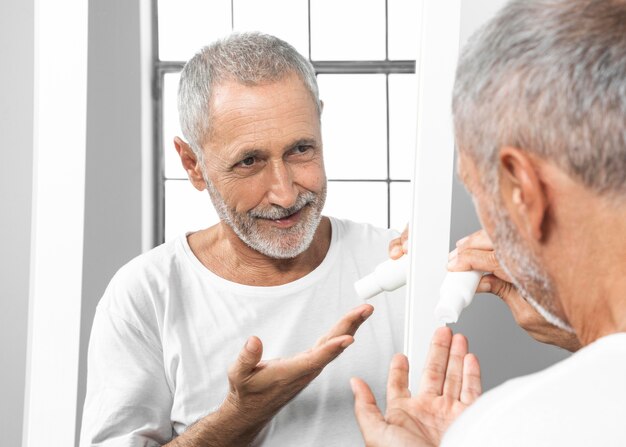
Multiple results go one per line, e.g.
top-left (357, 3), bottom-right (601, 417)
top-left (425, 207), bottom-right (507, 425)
top-left (354, 256), bottom-right (410, 300)
top-left (435, 271), bottom-right (482, 324)
top-left (354, 256), bottom-right (482, 325)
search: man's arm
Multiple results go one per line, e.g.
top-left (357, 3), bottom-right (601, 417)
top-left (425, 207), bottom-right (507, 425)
top-left (163, 304), bottom-right (374, 447)
top-left (80, 308), bottom-right (175, 446)
top-left (82, 297), bottom-right (372, 447)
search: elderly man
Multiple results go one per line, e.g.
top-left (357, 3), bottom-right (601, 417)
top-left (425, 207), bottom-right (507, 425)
top-left (353, 0), bottom-right (626, 445)
top-left (80, 33), bottom-right (405, 446)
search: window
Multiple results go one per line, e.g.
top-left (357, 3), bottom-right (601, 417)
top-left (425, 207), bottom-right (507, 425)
top-left (154, 0), bottom-right (418, 243)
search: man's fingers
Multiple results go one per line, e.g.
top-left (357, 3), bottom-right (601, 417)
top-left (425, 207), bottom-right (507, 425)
top-left (400, 225), bottom-right (409, 253)
top-left (351, 377), bottom-right (387, 437)
top-left (442, 334), bottom-right (468, 399)
top-left (460, 353), bottom-right (482, 405)
top-left (418, 327), bottom-right (453, 396)
top-left (317, 304), bottom-right (373, 346)
top-left (477, 274), bottom-right (541, 329)
top-left (228, 336), bottom-right (263, 383)
top-left (389, 238), bottom-right (404, 259)
top-left (386, 354), bottom-right (411, 402)
top-left (448, 247), bottom-right (500, 274)
top-left (476, 274), bottom-right (516, 300)
top-left (455, 229), bottom-right (493, 250)
top-left (388, 224), bottom-right (409, 259)
top-left (265, 306), bottom-right (367, 386)
top-left (292, 334), bottom-right (354, 377)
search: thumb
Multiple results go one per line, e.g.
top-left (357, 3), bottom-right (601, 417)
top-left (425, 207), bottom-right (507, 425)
top-left (478, 275), bottom-right (539, 323)
top-left (229, 336), bottom-right (263, 383)
top-left (477, 274), bottom-right (516, 304)
top-left (351, 377), bottom-right (386, 430)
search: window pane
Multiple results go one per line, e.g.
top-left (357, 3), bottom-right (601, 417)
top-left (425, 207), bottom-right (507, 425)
top-left (318, 74), bottom-right (387, 179)
top-left (310, 0), bottom-right (386, 60)
top-left (233, 0), bottom-right (309, 57)
top-left (324, 181), bottom-right (387, 228)
top-left (390, 181), bottom-right (412, 232)
top-left (164, 180), bottom-right (220, 242)
top-left (389, 74), bottom-right (417, 179)
top-left (158, 0), bottom-right (232, 61)
top-left (163, 73), bottom-right (187, 179)
top-left (388, 0), bottom-right (420, 60)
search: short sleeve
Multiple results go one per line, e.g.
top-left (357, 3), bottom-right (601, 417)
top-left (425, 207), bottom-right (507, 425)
top-left (79, 306), bottom-right (174, 447)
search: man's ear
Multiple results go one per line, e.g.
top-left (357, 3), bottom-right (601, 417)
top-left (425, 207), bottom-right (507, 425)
top-left (498, 146), bottom-right (548, 241)
top-left (174, 136), bottom-right (207, 191)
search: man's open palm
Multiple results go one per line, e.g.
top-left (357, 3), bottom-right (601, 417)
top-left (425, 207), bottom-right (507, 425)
top-left (352, 327), bottom-right (482, 447)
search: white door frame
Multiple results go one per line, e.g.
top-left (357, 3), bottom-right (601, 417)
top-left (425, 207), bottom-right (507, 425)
top-left (404, 0), bottom-right (462, 390)
top-left (23, 0), bottom-right (89, 445)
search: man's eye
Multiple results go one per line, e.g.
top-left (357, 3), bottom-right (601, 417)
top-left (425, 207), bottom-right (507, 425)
top-left (239, 157), bottom-right (255, 167)
top-left (293, 145), bottom-right (311, 155)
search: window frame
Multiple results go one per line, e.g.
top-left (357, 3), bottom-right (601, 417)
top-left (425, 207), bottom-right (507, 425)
top-left (150, 0), bottom-right (416, 246)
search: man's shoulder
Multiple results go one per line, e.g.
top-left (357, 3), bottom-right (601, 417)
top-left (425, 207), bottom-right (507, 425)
top-left (330, 216), bottom-right (400, 247)
top-left (98, 237), bottom-right (186, 314)
top-left (111, 237), bottom-right (182, 285)
top-left (443, 333), bottom-right (626, 446)
top-left (329, 217), bottom-right (400, 266)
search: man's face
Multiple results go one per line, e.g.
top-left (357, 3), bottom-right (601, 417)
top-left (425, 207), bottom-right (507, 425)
top-left (200, 73), bottom-right (327, 259)
top-left (458, 152), bottom-right (572, 331)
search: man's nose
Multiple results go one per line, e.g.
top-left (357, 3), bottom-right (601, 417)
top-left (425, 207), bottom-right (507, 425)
top-left (266, 161), bottom-right (298, 209)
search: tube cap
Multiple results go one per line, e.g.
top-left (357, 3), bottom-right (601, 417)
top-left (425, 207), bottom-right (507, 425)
top-left (354, 274), bottom-right (384, 300)
top-left (434, 296), bottom-right (465, 324)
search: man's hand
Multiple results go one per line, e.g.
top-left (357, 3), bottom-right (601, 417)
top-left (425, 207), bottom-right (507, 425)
top-left (448, 229), bottom-right (581, 352)
top-left (388, 227), bottom-right (580, 352)
top-left (388, 225), bottom-right (409, 260)
top-left (223, 303), bottom-right (373, 426)
top-left (167, 304), bottom-right (374, 447)
top-left (352, 327), bottom-right (481, 447)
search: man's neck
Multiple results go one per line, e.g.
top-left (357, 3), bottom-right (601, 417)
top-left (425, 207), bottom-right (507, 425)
top-left (558, 203), bottom-right (626, 346)
top-left (187, 217), bottom-right (332, 286)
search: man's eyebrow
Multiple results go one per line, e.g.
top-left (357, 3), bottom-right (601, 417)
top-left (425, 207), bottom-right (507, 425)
top-left (284, 138), bottom-right (318, 150)
top-left (229, 138), bottom-right (319, 164)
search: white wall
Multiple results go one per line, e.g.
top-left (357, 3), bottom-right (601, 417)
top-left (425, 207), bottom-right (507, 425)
top-left (0, 1), bottom-right (144, 445)
top-left (0, 1), bottom-right (34, 445)
top-left (75, 0), bottom-right (145, 442)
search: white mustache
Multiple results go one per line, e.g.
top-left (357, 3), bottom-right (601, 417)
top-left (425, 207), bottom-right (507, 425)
top-left (248, 192), bottom-right (316, 220)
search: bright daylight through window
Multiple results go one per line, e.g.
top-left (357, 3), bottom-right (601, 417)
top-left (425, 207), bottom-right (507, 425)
top-left (156, 0), bottom-right (419, 242)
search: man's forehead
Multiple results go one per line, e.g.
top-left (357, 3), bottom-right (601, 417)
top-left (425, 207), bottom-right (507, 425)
top-left (202, 76), bottom-right (321, 158)
top-left (211, 73), bottom-right (309, 105)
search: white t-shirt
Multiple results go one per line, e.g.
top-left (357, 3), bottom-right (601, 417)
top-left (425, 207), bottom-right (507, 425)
top-left (80, 217), bottom-right (406, 446)
top-left (442, 332), bottom-right (626, 447)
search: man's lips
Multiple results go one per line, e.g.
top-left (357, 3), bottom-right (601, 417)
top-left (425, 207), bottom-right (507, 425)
top-left (260, 208), bottom-right (304, 228)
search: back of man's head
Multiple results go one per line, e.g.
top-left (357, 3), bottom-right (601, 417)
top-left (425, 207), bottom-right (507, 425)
top-left (178, 32), bottom-right (320, 162)
top-left (453, 0), bottom-right (626, 200)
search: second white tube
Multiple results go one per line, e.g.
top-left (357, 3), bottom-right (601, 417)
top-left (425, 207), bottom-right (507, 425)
top-left (435, 271), bottom-right (482, 324)
top-left (354, 256), bottom-right (482, 324)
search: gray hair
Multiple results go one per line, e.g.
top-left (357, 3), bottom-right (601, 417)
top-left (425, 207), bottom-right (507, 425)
top-left (453, 0), bottom-right (626, 198)
top-left (178, 32), bottom-right (321, 164)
